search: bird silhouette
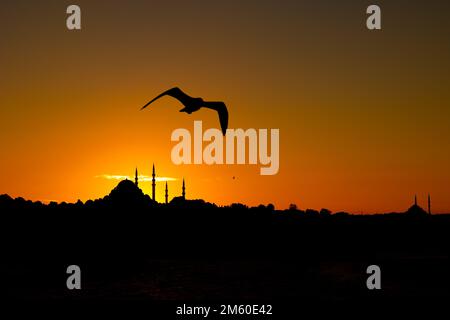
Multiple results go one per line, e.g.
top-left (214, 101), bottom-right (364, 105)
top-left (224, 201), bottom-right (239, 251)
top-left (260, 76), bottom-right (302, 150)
top-left (141, 87), bottom-right (228, 135)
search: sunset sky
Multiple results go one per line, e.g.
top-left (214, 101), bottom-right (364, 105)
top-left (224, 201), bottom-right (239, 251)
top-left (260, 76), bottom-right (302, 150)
top-left (1, 0), bottom-right (449, 213)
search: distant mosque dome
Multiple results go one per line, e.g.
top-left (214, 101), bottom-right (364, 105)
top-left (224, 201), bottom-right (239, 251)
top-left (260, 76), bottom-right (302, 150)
top-left (170, 196), bottom-right (186, 206)
top-left (406, 204), bottom-right (427, 216)
top-left (405, 194), bottom-right (430, 216)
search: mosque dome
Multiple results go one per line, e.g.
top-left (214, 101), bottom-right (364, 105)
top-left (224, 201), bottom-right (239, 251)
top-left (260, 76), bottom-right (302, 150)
top-left (108, 179), bottom-right (150, 207)
top-left (406, 204), bottom-right (427, 215)
top-left (113, 179), bottom-right (140, 193)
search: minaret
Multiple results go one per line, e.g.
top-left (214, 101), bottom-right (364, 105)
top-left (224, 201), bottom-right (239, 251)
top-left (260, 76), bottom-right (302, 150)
top-left (182, 178), bottom-right (186, 199)
top-left (152, 163), bottom-right (156, 201)
top-left (414, 194), bottom-right (417, 206)
top-left (428, 194), bottom-right (431, 215)
top-left (165, 182), bottom-right (168, 204)
top-left (135, 167), bottom-right (138, 187)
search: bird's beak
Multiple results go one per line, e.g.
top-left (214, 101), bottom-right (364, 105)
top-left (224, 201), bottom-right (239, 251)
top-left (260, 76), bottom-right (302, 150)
top-left (179, 107), bottom-right (187, 113)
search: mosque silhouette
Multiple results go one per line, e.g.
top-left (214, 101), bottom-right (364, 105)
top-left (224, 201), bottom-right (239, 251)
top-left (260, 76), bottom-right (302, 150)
top-left (406, 194), bottom-right (432, 215)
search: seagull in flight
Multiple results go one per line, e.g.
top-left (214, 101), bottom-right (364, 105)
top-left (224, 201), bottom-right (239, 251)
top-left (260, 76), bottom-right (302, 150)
top-left (140, 87), bottom-right (229, 135)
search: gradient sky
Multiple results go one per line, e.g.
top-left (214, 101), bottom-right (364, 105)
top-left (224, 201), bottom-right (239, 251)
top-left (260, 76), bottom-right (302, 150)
top-left (1, 0), bottom-right (449, 213)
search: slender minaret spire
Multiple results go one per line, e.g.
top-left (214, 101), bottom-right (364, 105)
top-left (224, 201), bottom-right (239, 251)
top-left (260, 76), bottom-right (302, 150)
top-left (414, 194), bottom-right (417, 206)
top-left (428, 194), bottom-right (431, 215)
top-left (152, 163), bottom-right (156, 201)
top-left (135, 167), bottom-right (138, 187)
top-left (165, 182), bottom-right (168, 204)
top-left (182, 178), bottom-right (186, 199)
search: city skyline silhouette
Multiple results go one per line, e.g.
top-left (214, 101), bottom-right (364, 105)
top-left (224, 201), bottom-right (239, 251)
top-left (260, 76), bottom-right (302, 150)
top-left (0, 162), bottom-right (440, 216)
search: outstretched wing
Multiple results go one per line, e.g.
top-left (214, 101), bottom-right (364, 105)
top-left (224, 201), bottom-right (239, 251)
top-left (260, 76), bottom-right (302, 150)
top-left (140, 87), bottom-right (194, 110)
top-left (203, 101), bottom-right (228, 135)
